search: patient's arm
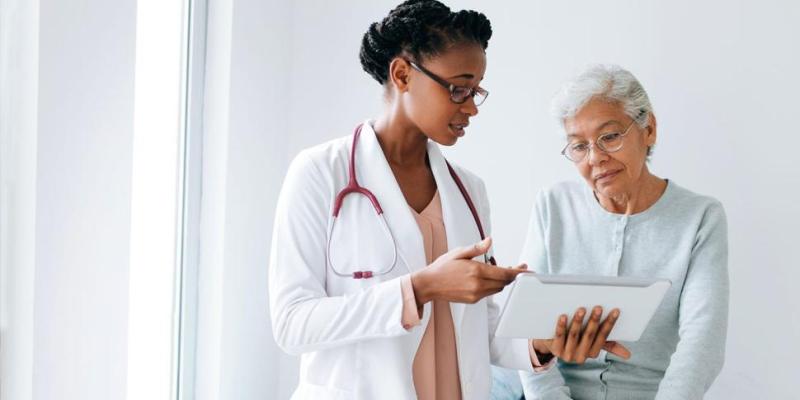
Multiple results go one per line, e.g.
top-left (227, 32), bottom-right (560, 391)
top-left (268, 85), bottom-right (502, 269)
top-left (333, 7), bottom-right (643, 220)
top-left (655, 203), bottom-right (728, 400)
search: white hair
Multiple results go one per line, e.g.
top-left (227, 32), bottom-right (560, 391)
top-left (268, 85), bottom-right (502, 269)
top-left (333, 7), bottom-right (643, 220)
top-left (551, 64), bottom-right (653, 129)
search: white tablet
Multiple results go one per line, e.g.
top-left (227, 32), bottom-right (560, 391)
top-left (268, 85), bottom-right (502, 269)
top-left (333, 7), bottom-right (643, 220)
top-left (495, 274), bottom-right (671, 342)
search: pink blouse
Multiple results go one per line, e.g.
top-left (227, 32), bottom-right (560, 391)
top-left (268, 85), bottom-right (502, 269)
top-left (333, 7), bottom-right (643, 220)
top-left (401, 191), bottom-right (462, 400)
top-left (399, 192), bottom-right (552, 399)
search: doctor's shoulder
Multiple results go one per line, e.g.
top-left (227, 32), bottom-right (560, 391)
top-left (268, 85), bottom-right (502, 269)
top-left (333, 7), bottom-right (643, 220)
top-left (281, 136), bottom-right (351, 199)
top-left (285, 136), bottom-right (351, 180)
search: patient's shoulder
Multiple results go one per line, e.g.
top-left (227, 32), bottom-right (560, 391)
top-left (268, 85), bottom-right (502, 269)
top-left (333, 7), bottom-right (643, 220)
top-left (534, 180), bottom-right (588, 213)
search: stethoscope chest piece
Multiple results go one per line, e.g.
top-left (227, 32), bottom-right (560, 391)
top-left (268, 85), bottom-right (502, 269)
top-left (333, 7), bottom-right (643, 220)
top-left (326, 125), bottom-right (399, 279)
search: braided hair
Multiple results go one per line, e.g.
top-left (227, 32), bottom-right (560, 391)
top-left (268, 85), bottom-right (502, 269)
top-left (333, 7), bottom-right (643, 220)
top-left (359, 0), bottom-right (492, 85)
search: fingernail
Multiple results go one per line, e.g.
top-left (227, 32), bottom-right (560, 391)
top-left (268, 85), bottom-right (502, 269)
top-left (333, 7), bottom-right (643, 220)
top-left (612, 309), bottom-right (620, 318)
top-left (577, 308), bottom-right (586, 317)
top-left (593, 307), bottom-right (602, 317)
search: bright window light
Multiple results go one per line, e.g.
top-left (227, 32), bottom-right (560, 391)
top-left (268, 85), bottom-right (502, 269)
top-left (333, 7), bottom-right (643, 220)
top-left (127, 1), bottom-right (186, 399)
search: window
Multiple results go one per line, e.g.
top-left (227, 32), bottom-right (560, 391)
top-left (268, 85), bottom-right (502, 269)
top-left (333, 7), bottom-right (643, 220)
top-left (126, 0), bottom-right (188, 398)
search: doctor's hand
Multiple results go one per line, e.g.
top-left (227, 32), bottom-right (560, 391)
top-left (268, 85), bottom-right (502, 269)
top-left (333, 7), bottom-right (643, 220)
top-left (532, 306), bottom-right (631, 364)
top-left (410, 237), bottom-right (527, 306)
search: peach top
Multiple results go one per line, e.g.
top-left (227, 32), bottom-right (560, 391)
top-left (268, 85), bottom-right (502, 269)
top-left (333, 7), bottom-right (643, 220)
top-left (399, 191), bottom-right (552, 400)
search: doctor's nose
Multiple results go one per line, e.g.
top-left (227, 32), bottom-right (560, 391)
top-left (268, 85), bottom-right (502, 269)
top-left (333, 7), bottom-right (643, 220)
top-left (460, 97), bottom-right (479, 117)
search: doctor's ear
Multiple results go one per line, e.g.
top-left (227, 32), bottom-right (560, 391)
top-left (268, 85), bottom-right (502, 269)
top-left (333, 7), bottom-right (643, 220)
top-left (388, 58), bottom-right (412, 92)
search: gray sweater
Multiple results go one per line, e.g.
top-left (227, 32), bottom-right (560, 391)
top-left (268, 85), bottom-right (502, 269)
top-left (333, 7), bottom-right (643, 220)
top-left (517, 180), bottom-right (729, 400)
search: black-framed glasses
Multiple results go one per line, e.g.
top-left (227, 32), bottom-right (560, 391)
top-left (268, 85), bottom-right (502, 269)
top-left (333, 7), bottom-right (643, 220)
top-left (407, 60), bottom-right (489, 106)
top-left (561, 118), bottom-right (639, 162)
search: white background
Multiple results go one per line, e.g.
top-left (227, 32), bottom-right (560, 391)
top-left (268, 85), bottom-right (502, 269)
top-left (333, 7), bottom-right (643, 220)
top-left (0, 0), bottom-right (180, 399)
top-left (1, 0), bottom-right (136, 398)
top-left (2, 1), bottom-right (798, 399)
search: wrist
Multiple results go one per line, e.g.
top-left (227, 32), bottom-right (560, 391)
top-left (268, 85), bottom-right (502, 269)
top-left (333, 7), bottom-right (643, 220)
top-left (532, 339), bottom-right (551, 355)
top-left (529, 339), bottom-right (555, 368)
top-left (410, 270), bottom-right (432, 306)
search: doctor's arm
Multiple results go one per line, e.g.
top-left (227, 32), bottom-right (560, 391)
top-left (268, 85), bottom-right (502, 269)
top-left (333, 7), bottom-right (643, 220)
top-left (655, 202), bottom-right (729, 400)
top-left (269, 153), bottom-right (412, 355)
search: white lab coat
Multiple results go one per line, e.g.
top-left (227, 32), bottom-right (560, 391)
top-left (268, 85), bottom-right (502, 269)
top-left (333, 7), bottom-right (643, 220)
top-left (269, 121), bottom-right (532, 399)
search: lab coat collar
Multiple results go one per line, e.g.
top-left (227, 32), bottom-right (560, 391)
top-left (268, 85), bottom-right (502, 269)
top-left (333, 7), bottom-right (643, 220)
top-left (356, 121), bottom-right (426, 275)
top-left (357, 121), bottom-right (484, 331)
top-left (426, 137), bottom-right (484, 331)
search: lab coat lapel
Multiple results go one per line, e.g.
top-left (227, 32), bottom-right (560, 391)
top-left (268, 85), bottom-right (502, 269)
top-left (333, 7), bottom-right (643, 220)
top-left (356, 122), bottom-right (427, 274)
top-left (427, 143), bottom-right (484, 333)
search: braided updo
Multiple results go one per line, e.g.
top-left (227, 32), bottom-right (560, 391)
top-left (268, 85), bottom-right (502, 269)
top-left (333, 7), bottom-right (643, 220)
top-left (359, 0), bottom-right (492, 85)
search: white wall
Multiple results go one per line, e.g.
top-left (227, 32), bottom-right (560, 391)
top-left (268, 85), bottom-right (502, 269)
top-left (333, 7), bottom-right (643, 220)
top-left (33, 0), bottom-right (137, 398)
top-left (221, 0), bottom-right (291, 397)
top-left (251, 0), bottom-right (799, 398)
top-left (1, 0), bottom-right (138, 399)
top-left (193, 0), bottom-right (293, 399)
top-left (0, 1), bottom-right (39, 399)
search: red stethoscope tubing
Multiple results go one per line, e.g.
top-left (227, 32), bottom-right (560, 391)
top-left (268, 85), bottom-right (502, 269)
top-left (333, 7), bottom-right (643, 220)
top-left (326, 124), bottom-right (495, 280)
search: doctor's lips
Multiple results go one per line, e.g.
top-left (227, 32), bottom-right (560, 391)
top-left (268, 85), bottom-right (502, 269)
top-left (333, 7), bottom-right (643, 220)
top-left (449, 122), bottom-right (469, 137)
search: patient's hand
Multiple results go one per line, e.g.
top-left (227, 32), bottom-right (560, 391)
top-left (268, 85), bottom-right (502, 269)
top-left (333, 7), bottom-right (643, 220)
top-left (532, 306), bottom-right (631, 364)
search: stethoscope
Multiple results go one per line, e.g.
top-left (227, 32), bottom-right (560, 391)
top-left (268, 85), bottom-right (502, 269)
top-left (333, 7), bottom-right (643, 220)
top-left (326, 124), bottom-right (496, 279)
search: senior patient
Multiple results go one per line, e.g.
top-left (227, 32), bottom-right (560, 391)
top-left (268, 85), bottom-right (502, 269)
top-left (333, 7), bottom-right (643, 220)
top-left (494, 64), bottom-right (729, 400)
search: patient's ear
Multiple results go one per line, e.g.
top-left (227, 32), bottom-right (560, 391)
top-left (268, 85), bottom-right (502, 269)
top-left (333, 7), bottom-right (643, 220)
top-left (645, 113), bottom-right (657, 147)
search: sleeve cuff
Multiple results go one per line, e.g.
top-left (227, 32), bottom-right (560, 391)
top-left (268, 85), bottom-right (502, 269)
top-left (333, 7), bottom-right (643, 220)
top-left (529, 340), bottom-right (557, 373)
top-left (400, 275), bottom-right (422, 330)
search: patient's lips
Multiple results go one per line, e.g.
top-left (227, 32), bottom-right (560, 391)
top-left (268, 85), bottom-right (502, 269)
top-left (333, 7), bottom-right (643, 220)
top-left (593, 169), bottom-right (621, 183)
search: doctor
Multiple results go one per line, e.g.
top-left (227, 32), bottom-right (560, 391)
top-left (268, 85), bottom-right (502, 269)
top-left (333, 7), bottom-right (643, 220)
top-left (269, 1), bottom-right (618, 399)
top-left (269, 1), bottom-right (531, 398)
